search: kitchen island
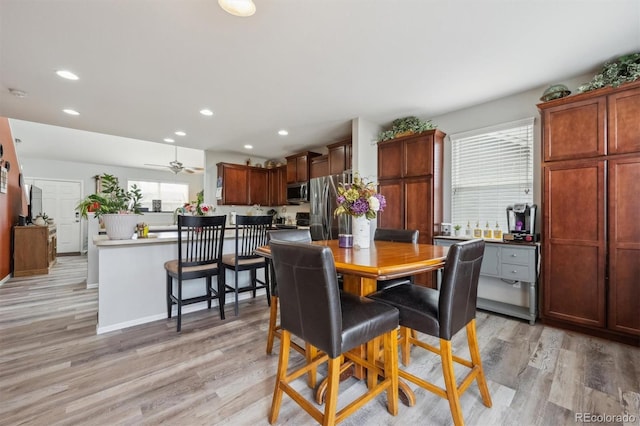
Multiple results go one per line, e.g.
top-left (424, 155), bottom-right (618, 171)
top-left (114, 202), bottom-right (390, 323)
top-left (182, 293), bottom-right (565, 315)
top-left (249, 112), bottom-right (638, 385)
top-left (93, 230), bottom-right (267, 334)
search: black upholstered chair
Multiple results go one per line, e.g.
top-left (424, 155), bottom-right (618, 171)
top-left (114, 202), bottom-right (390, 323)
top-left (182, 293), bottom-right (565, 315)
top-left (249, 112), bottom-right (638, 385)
top-left (368, 239), bottom-right (492, 426)
top-left (165, 214), bottom-right (226, 332)
top-left (268, 240), bottom-right (400, 425)
top-left (374, 228), bottom-right (419, 290)
top-left (265, 229), bottom-right (312, 356)
top-left (221, 215), bottom-right (271, 316)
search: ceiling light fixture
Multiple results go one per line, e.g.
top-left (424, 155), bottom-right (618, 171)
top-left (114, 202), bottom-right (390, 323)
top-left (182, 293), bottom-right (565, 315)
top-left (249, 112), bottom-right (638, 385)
top-left (278, 129), bottom-right (289, 136)
top-left (63, 109), bottom-right (79, 115)
top-left (175, 131), bottom-right (186, 136)
top-left (200, 109), bottom-right (214, 116)
top-left (218, 0), bottom-right (256, 17)
top-left (244, 144), bottom-right (253, 150)
top-left (56, 70), bottom-right (79, 80)
top-left (164, 138), bottom-right (175, 143)
top-left (9, 88), bottom-right (27, 98)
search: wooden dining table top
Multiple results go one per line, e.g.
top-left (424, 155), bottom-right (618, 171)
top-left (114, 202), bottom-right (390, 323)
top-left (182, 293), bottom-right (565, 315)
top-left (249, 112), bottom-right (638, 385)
top-left (256, 239), bottom-right (449, 281)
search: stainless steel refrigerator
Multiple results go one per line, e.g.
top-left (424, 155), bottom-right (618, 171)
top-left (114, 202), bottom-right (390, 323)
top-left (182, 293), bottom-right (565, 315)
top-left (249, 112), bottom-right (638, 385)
top-left (309, 172), bottom-right (351, 241)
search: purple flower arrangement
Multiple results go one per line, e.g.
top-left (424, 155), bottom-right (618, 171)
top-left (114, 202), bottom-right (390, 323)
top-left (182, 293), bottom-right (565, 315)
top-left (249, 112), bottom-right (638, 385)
top-left (334, 174), bottom-right (386, 220)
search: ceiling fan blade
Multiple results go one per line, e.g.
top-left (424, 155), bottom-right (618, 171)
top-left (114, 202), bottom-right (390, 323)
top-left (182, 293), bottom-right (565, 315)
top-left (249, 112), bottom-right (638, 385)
top-left (144, 163), bottom-right (171, 168)
top-left (184, 168), bottom-right (196, 174)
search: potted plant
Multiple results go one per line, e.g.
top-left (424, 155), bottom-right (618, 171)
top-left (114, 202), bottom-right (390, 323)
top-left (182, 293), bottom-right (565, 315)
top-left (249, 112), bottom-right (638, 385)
top-left (453, 224), bottom-right (462, 237)
top-left (76, 173), bottom-right (143, 240)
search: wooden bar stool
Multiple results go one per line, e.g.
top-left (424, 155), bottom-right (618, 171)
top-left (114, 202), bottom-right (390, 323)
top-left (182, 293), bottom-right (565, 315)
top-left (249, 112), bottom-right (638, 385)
top-left (369, 239), bottom-right (492, 426)
top-left (269, 240), bottom-right (400, 426)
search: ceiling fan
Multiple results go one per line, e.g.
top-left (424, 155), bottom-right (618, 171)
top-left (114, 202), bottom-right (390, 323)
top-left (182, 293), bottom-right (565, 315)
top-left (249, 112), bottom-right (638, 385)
top-left (144, 146), bottom-right (204, 174)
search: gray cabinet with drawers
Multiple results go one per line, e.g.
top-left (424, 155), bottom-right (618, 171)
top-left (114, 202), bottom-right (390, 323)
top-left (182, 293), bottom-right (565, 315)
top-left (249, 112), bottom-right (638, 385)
top-left (435, 238), bottom-right (539, 324)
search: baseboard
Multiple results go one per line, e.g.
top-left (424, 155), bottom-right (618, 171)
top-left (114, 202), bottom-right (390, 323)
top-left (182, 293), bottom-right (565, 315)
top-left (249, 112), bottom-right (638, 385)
top-left (540, 317), bottom-right (640, 347)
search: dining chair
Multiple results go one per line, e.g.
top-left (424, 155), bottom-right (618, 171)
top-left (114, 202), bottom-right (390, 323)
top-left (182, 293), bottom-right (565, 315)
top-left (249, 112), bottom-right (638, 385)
top-left (221, 214), bottom-right (271, 316)
top-left (265, 229), bottom-right (312, 356)
top-left (268, 240), bottom-right (400, 426)
top-left (368, 239), bottom-right (492, 426)
top-left (374, 228), bottom-right (419, 290)
top-left (165, 214), bottom-right (226, 332)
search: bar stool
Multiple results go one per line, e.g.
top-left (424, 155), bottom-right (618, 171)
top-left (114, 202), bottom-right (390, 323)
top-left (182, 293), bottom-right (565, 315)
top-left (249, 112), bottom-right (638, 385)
top-left (368, 239), bottom-right (492, 426)
top-left (265, 229), bottom-right (312, 356)
top-left (165, 214), bottom-right (226, 332)
top-left (221, 215), bottom-right (271, 316)
top-left (268, 240), bottom-right (400, 426)
top-left (373, 228), bottom-right (419, 290)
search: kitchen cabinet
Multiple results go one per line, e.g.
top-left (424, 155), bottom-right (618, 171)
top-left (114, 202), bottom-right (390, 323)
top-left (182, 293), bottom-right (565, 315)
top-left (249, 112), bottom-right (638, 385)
top-left (217, 162), bottom-right (270, 206)
top-left (435, 238), bottom-right (539, 325)
top-left (285, 151), bottom-right (321, 183)
top-left (268, 165), bottom-right (287, 206)
top-left (310, 155), bottom-right (328, 178)
top-left (328, 139), bottom-right (352, 175)
top-left (377, 129), bottom-right (446, 287)
top-left (14, 225), bottom-right (57, 277)
top-left (539, 80), bottom-right (640, 343)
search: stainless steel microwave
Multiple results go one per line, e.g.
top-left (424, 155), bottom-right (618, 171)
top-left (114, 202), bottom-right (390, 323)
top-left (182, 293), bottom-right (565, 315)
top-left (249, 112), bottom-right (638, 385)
top-left (287, 182), bottom-right (308, 204)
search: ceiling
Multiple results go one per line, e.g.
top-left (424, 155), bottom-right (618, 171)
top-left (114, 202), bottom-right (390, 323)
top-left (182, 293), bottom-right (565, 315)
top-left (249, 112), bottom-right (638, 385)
top-left (1, 0), bottom-right (639, 170)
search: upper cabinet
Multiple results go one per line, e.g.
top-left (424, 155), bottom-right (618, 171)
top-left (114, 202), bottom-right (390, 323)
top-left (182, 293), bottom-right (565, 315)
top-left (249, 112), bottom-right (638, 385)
top-left (310, 155), bottom-right (329, 179)
top-left (285, 151), bottom-right (321, 183)
top-left (217, 162), bottom-right (272, 206)
top-left (268, 165), bottom-right (287, 206)
top-left (378, 129), bottom-right (445, 180)
top-left (327, 139), bottom-right (352, 175)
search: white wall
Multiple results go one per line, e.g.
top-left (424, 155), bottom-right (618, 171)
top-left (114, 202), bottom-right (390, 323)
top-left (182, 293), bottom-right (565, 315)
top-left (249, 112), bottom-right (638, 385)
top-left (352, 117), bottom-right (382, 182)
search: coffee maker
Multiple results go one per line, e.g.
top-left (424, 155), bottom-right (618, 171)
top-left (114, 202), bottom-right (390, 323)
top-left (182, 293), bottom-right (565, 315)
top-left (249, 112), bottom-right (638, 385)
top-left (504, 203), bottom-right (539, 242)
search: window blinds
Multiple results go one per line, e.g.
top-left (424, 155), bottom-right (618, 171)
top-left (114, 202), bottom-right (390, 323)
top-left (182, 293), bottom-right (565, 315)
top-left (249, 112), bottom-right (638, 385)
top-left (450, 118), bottom-right (534, 233)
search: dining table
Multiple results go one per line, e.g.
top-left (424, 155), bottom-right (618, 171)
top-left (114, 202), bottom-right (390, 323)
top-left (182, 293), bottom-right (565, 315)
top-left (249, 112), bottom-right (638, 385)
top-left (256, 238), bottom-right (449, 405)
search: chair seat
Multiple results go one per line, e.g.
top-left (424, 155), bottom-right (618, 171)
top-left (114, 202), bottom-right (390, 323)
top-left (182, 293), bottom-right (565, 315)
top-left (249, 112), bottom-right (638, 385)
top-left (164, 259), bottom-right (219, 276)
top-left (221, 254), bottom-right (265, 268)
top-left (376, 277), bottom-right (412, 291)
top-left (339, 292), bottom-right (399, 354)
top-left (369, 284), bottom-right (440, 337)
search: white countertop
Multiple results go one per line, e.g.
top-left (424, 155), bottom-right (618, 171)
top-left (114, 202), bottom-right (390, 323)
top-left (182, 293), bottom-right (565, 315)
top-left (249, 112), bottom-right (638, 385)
top-left (94, 229), bottom-right (239, 246)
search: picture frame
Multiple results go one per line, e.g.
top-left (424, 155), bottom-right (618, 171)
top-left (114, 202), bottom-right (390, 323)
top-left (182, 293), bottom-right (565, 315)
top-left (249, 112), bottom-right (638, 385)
top-left (0, 166), bottom-right (7, 193)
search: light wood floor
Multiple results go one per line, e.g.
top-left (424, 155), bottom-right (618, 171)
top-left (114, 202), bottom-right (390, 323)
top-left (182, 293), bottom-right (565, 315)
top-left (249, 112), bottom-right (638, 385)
top-left (1, 256), bottom-right (638, 426)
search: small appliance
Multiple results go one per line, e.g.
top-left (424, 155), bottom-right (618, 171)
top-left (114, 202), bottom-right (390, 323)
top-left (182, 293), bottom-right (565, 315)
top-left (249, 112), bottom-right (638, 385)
top-left (286, 182), bottom-right (308, 204)
top-left (440, 223), bottom-right (452, 236)
top-left (504, 203), bottom-right (539, 242)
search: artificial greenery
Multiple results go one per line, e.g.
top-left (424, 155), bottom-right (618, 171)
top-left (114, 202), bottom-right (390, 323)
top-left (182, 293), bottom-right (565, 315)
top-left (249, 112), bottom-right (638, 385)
top-left (578, 52), bottom-right (640, 93)
top-left (76, 173), bottom-right (143, 219)
top-left (378, 116), bottom-right (436, 142)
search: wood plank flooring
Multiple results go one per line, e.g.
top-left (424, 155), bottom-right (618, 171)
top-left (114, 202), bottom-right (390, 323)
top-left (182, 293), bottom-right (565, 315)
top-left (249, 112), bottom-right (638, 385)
top-left (1, 255), bottom-right (638, 425)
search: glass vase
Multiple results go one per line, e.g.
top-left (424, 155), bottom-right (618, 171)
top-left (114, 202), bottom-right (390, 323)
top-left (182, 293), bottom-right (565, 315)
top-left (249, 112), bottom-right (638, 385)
top-left (338, 214), bottom-right (353, 248)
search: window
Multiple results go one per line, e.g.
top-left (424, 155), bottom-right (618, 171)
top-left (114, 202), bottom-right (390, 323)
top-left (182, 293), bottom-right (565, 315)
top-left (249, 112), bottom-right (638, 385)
top-left (128, 180), bottom-right (189, 212)
top-left (450, 118), bottom-right (534, 233)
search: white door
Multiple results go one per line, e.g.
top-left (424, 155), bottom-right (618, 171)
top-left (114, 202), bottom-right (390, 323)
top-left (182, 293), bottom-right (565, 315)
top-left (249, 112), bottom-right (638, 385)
top-left (33, 179), bottom-right (82, 254)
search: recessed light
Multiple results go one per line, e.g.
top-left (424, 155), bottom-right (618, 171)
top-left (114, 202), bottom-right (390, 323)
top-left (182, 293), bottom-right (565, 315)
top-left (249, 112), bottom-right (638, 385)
top-left (164, 138), bottom-right (175, 143)
top-left (244, 144), bottom-right (253, 150)
top-left (200, 109), bottom-right (214, 116)
top-left (278, 129), bottom-right (289, 136)
top-left (63, 109), bottom-right (79, 115)
top-left (56, 70), bottom-right (79, 80)
top-left (175, 131), bottom-right (186, 136)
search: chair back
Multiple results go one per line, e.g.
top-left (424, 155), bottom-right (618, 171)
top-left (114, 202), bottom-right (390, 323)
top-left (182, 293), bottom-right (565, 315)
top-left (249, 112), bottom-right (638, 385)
top-left (439, 239), bottom-right (485, 340)
top-left (234, 215), bottom-right (272, 261)
top-left (267, 229), bottom-right (312, 296)
top-left (374, 228), bottom-right (419, 243)
top-left (177, 214), bottom-right (226, 271)
top-left (270, 240), bottom-right (342, 358)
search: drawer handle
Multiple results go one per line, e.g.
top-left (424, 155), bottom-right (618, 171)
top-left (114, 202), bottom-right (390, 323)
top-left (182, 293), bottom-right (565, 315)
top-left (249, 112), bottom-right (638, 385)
top-left (510, 254), bottom-right (517, 257)
top-left (511, 270), bottom-right (518, 274)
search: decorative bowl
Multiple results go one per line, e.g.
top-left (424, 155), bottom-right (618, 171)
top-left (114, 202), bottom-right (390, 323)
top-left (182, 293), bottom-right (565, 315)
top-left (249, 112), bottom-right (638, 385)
top-left (540, 84), bottom-right (571, 102)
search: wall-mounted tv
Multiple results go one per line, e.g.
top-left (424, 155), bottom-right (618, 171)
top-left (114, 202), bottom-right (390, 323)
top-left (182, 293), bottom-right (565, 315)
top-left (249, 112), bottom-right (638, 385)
top-left (27, 184), bottom-right (43, 224)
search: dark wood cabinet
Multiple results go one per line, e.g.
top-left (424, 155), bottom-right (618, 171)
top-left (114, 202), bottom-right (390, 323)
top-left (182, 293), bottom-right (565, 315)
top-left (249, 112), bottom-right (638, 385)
top-left (539, 80), bottom-right (640, 343)
top-left (310, 155), bottom-right (328, 178)
top-left (377, 129), bottom-right (446, 287)
top-left (14, 225), bottom-right (56, 277)
top-left (217, 162), bottom-right (270, 206)
top-left (328, 139), bottom-right (352, 175)
top-left (248, 167), bottom-right (269, 206)
top-left (268, 165), bottom-right (287, 206)
top-left (285, 151), bottom-right (321, 183)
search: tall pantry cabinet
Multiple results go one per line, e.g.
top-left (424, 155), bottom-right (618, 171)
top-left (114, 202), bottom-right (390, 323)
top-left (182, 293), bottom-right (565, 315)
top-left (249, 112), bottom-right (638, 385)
top-left (377, 129), bottom-right (446, 287)
top-left (538, 80), bottom-right (640, 344)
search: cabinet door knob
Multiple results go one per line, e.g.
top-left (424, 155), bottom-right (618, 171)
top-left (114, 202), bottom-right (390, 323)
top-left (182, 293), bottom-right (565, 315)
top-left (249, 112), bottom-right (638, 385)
top-left (511, 253), bottom-right (517, 257)
top-left (511, 270), bottom-right (518, 274)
